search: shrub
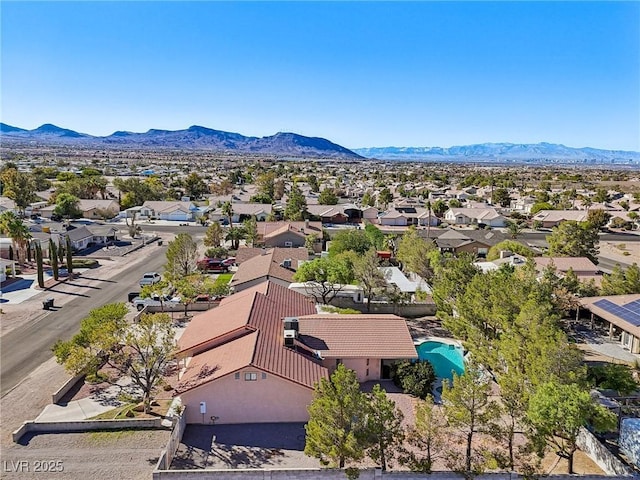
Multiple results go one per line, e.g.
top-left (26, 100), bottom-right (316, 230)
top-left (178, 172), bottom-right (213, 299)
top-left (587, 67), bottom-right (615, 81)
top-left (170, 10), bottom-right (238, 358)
top-left (391, 360), bottom-right (436, 398)
top-left (205, 247), bottom-right (228, 258)
top-left (588, 363), bottom-right (638, 395)
top-left (71, 259), bottom-right (99, 268)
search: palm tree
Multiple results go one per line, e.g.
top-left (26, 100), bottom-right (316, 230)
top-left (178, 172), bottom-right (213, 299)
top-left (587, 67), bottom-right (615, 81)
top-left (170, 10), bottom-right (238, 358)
top-left (0, 211), bottom-right (32, 264)
top-left (505, 220), bottom-right (523, 239)
top-left (221, 201), bottom-right (234, 228)
top-left (225, 226), bottom-right (245, 250)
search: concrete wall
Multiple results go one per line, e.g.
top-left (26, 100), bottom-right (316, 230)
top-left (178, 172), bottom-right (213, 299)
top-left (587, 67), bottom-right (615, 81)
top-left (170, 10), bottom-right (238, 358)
top-left (576, 426), bottom-right (635, 476)
top-left (181, 369), bottom-right (314, 425)
top-left (157, 409), bottom-right (187, 470)
top-left (323, 358), bottom-right (381, 382)
top-left (13, 418), bottom-right (164, 443)
top-left (330, 298), bottom-right (436, 317)
top-left (153, 468), bottom-right (620, 480)
top-left (51, 373), bottom-right (85, 404)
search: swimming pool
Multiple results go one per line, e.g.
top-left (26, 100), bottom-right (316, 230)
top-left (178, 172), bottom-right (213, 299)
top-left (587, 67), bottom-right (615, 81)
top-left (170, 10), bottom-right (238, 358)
top-left (416, 340), bottom-right (465, 380)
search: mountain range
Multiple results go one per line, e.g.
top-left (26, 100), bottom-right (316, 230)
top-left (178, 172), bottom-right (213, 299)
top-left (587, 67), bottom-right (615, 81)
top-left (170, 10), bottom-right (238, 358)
top-left (2, 122), bottom-right (639, 164)
top-left (0, 123), bottom-right (362, 160)
top-left (354, 144), bottom-right (640, 164)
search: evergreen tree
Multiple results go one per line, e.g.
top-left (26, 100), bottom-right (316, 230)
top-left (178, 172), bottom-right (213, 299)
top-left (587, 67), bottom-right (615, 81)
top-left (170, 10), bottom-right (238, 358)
top-left (305, 364), bottom-right (367, 468)
top-left (66, 234), bottom-right (73, 274)
top-left (49, 239), bottom-right (59, 280)
top-left (35, 241), bottom-right (44, 288)
top-left (364, 384), bottom-right (405, 471)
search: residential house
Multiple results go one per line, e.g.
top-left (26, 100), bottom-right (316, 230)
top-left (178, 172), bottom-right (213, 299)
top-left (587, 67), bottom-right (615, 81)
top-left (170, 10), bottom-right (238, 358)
top-left (62, 224), bottom-right (119, 251)
top-left (209, 203), bottom-right (272, 223)
top-left (0, 197), bottom-right (17, 214)
top-left (139, 200), bottom-right (197, 222)
top-left (444, 207), bottom-right (507, 227)
top-left (175, 281), bottom-right (417, 424)
top-left (379, 207), bottom-right (439, 227)
top-left (578, 294), bottom-right (640, 353)
top-left (230, 247), bottom-right (309, 292)
top-left (39, 199), bottom-right (120, 220)
top-left (425, 228), bottom-right (508, 257)
top-left (534, 257), bottom-right (602, 286)
top-left (531, 210), bottom-right (588, 229)
top-left (258, 221), bottom-right (323, 252)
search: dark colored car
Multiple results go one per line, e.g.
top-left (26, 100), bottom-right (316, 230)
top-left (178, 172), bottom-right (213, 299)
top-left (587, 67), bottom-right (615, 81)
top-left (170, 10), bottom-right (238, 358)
top-left (197, 258), bottom-right (229, 273)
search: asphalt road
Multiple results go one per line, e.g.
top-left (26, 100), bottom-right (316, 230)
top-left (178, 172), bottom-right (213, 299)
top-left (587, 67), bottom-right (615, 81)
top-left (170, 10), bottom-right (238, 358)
top-left (0, 246), bottom-right (169, 397)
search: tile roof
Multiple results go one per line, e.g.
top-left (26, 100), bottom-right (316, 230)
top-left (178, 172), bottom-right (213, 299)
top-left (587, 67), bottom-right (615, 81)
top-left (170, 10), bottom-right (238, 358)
top-left (176, 281), bottom-right (325, 393)
top-left (175, 331), bottom-right (258, 394)
top-left (534, 257), bottom-right (599, 273)
top-left (258, 221), bottom-right (323, 237)
top-left (230, 247), bottom-right (308, 287)
top-left (298, 314), bottom-right (418, 359)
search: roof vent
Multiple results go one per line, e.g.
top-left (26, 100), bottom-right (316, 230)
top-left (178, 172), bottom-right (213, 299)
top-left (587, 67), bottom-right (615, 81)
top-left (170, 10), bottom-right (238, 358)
top-left (282, 258), bottom-right (292, 269)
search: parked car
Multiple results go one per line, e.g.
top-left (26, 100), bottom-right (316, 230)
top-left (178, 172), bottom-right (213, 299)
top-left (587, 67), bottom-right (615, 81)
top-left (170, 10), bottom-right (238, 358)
top-left (221, 257), bottom-right (236, 267)
top-left (132, 294), bottom-right (180, 311)
top-left (139, 272), bottom-right (162, 287)
top-left (197, 258), bottom-right (229, 273)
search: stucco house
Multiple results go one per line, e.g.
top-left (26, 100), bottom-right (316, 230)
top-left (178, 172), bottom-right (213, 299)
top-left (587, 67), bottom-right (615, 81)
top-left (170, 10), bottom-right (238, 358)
top-left (534, 257), bottom-right (602, 285)
top-left (209, 203), bottom-right (272, 223)
top-left (0, 197), bottom-right (17, 214)
top-left (531, 210), bottom-right (588, 229)
top-left (230, 247), bottom-right (309, 292)
top-left (258, 221), bottom-right (323, 252)
top-left (39, 199), bottom-right (120, 220)
top-left (444, 208), bottom-right (507, 227)
top-left (140, 200), bottom-right (197, 221)
top-left (379, 207), bottom-right (439, 227)
top-left (175, 281), bottom-right (417, 424)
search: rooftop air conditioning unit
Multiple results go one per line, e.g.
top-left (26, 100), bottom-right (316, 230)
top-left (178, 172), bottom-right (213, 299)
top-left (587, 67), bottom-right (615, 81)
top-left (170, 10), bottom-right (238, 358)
top-left (284, 329), bottom-right (297, 347)
top-left (283, 317), bottom-right (299, 331)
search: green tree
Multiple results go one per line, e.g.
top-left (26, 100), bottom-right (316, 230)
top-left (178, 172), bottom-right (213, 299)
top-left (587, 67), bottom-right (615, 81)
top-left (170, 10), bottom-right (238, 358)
top-left (486, 240), bottom-right (533, 261)
top-left (527, 381), bottom-right (617, 474)
top-left (255, 171), bottom-right (276, 201)
top-left (225, 225), bottom-right (246, 250)
top-left (35, 241), bottom-right (44, 288)
top-left (182, 172), bottom-right (208, 200)
top-left (377, 188), bottom-right (393, 208)
top-left (442, 364), bottom-right (499, 474)
top-left (492, 188), bottom-right (512, 208)
top-left (293, 256), bottom-right (355, 304)
top-left (432, 199), bottom-right (448, 216)
top-left (49, 239), bottom-right (59, 280)
top-left (586, 209), bottom-right (611, 230)
top-left (364, 384), bottom-right (405, 471)
top-left (449, 198), bottom-right (462, 208)
top-left (66, 234), bottom-right (74, 274)
top-left (600, 263), bottom-right (640, 295)
top-left (53, 193), bottom-right (82, 219)
top-left (328, 229), bottom-right (372, 257)
top-left (546, 221), bottom-right (600, 264)
top-left (505, 220), bottom-right (524, 239)
top-left (587, 363), bottom-right (638, 396)
top-left (305, 364), bottom-right (367, 468)
top-left (364, 224), bottom-right (385, 250)
top-left (353, 249), bottom-right (387, 312)
top-left (284, 183), bottom-right (308, 220)
top-left (396, 227), bottom-right (436, 280)
top-left (530, 202), bottom-right (554, 215)
top-left (53, 303), bottom-right (130, 376)
top-left (391, 359), bottom-right (436, 399)
top-left (431, 252), bottom-right (480, 319)
top-left (203, 221), bottom-right (224, 248)
top-left (0, 211), bottom-right (32, 263)
top-left (307, 174), bottom-right (320, 193)
top-left (593, 187), bottom-right (610, 204)
top-left (361, 191), bottom-right (374, 207)
top-left (242, 216), bottom-right (258, 247)
top-left (318, 188), bottom-right (339, 205)
top-left (166, 233), bottom-right (198, 280)
top-left (0, 168), bottom-right (36, 213)
top-left (402, 395), bottom-right (446, 472)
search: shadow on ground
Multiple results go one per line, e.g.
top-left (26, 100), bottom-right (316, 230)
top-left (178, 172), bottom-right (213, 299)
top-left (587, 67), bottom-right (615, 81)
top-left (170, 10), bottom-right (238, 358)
top-left (171, 423), bottom-right (311, 469)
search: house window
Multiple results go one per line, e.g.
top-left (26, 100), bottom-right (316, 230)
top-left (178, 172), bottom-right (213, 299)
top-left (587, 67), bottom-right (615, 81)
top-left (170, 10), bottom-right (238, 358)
top-left (284, 241), bottom-right (293, 247)
top-left (244, 372), bottom-right (258, 381)
top-left (235, 373), bottom-right (240, 380)
top-left (262, 372), bottom-right (267, 380)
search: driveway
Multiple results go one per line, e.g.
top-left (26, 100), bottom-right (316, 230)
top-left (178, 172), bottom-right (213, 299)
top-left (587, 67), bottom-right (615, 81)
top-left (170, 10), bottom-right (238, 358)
top-left (171, 423), bottom-right (320, 469)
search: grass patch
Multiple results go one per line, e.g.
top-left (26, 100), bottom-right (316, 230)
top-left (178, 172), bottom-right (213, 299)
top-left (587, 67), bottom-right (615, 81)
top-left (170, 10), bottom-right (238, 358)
top-left (320, 305), bottom-right (362, 314)
top-left (89, 403), bottom-right (137, 420)
top-left (214, 273), bottom-right (233, 287)
top-left (87, 430), bottom-right (136, 443)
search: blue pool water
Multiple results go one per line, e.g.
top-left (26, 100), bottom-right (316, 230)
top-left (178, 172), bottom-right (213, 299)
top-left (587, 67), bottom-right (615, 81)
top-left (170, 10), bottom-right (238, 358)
top-left (416, 340), bottom-right (465, 380)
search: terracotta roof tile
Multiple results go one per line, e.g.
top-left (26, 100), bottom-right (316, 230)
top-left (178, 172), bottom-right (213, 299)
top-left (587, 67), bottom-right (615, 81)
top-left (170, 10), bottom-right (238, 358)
top-left (298, 314), bottom-right (418, 359)
top-left (230, 248), bottom-right (308, 288)
top-left (175, 331), bottom-right (258, 393)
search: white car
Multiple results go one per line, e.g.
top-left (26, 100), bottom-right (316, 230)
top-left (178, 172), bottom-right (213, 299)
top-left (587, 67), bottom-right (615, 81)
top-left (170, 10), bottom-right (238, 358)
top-left (139, 272), bottom-right (161, 287)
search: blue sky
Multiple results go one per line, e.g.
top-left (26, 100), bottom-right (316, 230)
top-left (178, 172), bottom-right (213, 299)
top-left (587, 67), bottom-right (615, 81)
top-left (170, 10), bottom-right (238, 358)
top-left (2, 1), bottom-right (639, 151)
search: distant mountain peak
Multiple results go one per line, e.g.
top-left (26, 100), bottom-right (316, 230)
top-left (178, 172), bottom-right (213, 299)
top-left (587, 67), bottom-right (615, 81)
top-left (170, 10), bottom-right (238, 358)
top-left (0, 122), bottom-right (362, 159)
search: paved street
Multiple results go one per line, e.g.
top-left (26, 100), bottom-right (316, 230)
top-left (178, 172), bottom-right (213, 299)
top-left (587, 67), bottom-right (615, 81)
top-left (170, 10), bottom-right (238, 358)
top-left (0, 245), bottom-right (168, 397)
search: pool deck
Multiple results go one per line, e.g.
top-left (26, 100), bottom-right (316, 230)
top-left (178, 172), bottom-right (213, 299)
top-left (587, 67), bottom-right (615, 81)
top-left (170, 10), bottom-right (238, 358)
top-left (413, 335), bottom-right (463, 348)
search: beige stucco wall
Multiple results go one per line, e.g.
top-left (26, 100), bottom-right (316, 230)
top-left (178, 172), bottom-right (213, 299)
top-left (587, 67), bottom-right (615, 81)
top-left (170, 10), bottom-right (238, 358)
top-left (322, 358), bottom-right (382, 382)
top-left (265, 231), bottom-right (305, 248)
top-left (180, 367), bottom-right (315, 425)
